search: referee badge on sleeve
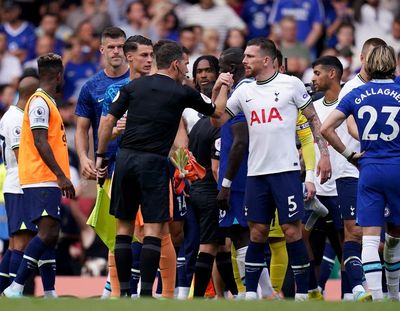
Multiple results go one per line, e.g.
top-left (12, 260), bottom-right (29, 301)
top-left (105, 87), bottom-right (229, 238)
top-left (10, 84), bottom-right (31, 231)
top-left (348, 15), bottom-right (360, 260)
top-left (112, 91), bottom-right (120, 103)
top-left (200, 93), bottom-right (212, 104)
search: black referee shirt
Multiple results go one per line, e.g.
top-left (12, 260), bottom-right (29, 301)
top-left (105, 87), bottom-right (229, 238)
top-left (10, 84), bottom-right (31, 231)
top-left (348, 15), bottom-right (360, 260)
top-left (109, 74), bottom-right (216, 156)
top-left (189, 116), bottom-right (220, 189)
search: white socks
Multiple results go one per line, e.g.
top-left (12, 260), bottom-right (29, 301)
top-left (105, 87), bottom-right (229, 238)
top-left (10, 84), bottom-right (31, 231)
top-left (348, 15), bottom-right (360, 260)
top-left (362, 235), bottom-right (383, 300)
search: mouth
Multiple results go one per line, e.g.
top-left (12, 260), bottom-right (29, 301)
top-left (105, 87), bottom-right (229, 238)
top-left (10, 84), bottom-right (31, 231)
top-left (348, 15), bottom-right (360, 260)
top-left (200, 80), bottom-right (210, 85)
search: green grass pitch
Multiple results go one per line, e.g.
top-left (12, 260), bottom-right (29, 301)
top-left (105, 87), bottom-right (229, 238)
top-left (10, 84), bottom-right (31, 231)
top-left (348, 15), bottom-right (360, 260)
top-left (1, 298), bottom-right (399, 311)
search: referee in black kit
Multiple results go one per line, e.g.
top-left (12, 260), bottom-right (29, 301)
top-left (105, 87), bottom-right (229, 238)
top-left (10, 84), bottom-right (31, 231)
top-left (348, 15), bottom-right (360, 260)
top-left (96, 40), bottom-right (233, 297)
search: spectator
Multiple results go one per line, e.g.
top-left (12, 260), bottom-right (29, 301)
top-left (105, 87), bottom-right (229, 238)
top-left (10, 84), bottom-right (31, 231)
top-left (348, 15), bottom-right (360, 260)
top-left (0, 0), bottom-right (36, 63)
top-left (269, 0), bottom-right (324, 55)
top-left (62, 37), bottom-right (97, 102)
top-left (324, 0), bottom-right (354, 49)
top-left (0, 32), bottom-right (22, 88)
top-left (23, 35), bottom-right (56, 72)
top-left (223, 28), bottom-right (246, 51)
top-left (75, 20), bottom-right (101, 66)
top-left (66, 0), bottom-right (111, 35)
top-left (36, 13), bottom-right (66, 55)
top-left (179, 0), bottom-right (246, 50)
top-left (0, 84), bottom-right (16, 112)
top-left (354, 0), bottom-right (394, 54)
top-left (178, 26), bottom-right (201, 79)
top-left (201, 28), bottom-right (220, 58)
top-left (241, 0), bottom-right (273, 40)
top-left (279, 16), bottom-right (311, 78)
top-left (119, 1), bottom-right (159, 41)
top-left (386, 16), bottom-right (400, 55)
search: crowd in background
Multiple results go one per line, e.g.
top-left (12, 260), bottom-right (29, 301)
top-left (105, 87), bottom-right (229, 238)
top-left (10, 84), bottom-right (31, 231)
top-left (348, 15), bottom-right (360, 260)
top-left (0, 0), bottom-right (399, 278)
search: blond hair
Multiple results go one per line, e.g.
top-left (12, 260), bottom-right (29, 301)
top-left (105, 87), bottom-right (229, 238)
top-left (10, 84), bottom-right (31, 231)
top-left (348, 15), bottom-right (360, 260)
top-left (365, 45), bottom-right (396, 79)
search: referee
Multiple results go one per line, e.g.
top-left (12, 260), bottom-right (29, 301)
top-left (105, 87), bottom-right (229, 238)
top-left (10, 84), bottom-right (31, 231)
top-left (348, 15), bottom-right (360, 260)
top-left (96, 41), bottom-right (233, 297)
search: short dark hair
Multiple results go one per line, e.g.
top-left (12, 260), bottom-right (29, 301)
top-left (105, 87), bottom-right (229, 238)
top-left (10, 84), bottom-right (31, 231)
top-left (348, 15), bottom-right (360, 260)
top-left (219, 47), bottom-right (244, 76)
top-left (123, 35), bottom-right (152, 55)
top-left (247, 37), bottom-right (277, 60)
top-left (101, 27), bottom-right (126, 42)
top-left (153, 39), bottom-right (175, 54)
top-left (312, 56), bottom-right (343, 81)
top-left (179, 26), bottom-right (195, 35)
top-left (361, 37), bottom-right (387, 56)
top-left (155, 41), bottom-right (183, 69)
top-left (37, 53), bottom-right (63, 78)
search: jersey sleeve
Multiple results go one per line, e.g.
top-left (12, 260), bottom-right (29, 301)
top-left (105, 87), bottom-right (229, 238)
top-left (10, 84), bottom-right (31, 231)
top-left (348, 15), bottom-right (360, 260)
top-left (292, 77), bottom-right (312, 110)
top-left (230, 112), bottom-right (246, 125)
top-left (184, 86), bottom-right (216, 116)
top-left (310, 0), bottom-right (324, 24)
top-left (75, 82), bottom-right (94, 118)
top-left (296, 112), bottom-right (315, 171)
top-left (336, 92), bottom-right (353, 117)
top-left (109, 84), bottom-right (130, 120)
top-left (226, 87), bottom-right (243, 117)
top-left (9, 124), bottom-right (22, 150)
top-left (211, 129), bottom-right (221, 160)
top-left (28, 97), bottom-right (50, 130)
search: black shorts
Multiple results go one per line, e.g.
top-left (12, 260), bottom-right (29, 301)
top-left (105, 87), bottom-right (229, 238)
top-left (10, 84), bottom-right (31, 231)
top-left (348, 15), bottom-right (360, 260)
top-left (110, 148), bottom-right (170, 223)
top-left (190, 187), bottom-right (224, 245)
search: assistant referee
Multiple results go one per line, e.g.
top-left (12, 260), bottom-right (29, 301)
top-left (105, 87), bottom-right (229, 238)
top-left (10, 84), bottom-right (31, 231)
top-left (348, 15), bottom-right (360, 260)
top-left (96, 41), bottom-right (233, 297)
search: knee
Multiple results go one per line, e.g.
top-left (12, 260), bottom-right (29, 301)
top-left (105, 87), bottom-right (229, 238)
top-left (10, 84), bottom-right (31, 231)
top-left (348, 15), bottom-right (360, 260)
top-left (38, 226), bottom-right (60, 246)
top-left (281, 222), bottom-right (302, 243)
top-left (249, 223), bottom-right (268, 243)
top-left (344, 222), bottom-right (362, 242)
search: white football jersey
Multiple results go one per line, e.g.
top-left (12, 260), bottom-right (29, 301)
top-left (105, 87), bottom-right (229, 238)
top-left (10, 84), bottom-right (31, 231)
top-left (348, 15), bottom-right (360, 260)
top-left (313, 97), bottom-right (338, 196)
top-left (0, 105), bottom-right (24, 194)
top-left (227, 72), bottom-right (312, 176)
top-left (335, 74), bottom-right (365, 179)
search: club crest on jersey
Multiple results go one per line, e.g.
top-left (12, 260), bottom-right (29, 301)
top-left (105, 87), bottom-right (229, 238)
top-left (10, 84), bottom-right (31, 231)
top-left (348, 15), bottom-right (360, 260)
top-left (274, 91), bottom-right (279, 102)
top-left (250, 107), bottom-right (282, 126)
top-left (384, 206), bottom-right (390, 218)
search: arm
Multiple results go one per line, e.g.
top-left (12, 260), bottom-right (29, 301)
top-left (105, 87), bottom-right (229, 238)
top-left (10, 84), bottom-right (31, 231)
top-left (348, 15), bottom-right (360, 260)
top-left (75, 116), bottom-right (97, 180)
top-left (95, 113), bottom-right (118, 178)
top-left (347, 115), bottom-right (359, 141)
top-left (217, 121), bottom-right (248, 210)
top-left (171, 118), bottom-right (188, 154)
top-left (296, 115), bottom-right (316, 199)
top-left (302, 103), bottom-right (331, 184)
top-left (33, 129), bottom-right (75, 198)
top-left (211, 159), bottom-right (219, 182)
top-left (13, 148), bottom-right (19, 163)
top-left (321, 109), bottom-right (348, 154)
top-left (305, 23), bottom-right (323, 48)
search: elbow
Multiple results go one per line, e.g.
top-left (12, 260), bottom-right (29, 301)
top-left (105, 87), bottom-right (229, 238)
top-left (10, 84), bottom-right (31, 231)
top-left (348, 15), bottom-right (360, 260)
top-left (320, 123), bottom-right (329, 139)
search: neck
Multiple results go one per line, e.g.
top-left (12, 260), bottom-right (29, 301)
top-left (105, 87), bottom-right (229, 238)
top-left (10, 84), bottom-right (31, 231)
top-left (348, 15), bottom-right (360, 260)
top-left (104, 65), bottom-right (128, 78)
top-left (256, 68), bottom-right (276, 82)
top-left (359, 67), bottom-right (369, 82)
top-left (157, 69), bottom-right (175, 80)
top-left (129, 70), bottom-right (142, 80)
top-left (39, 83), bottom-right (56, 99)
top-left (324, 83), bottom-right (341, 102)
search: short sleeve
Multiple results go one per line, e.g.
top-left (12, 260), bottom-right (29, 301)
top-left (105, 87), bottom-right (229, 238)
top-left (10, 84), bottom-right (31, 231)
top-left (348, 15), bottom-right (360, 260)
top-left (75, 83), bottom-right (94, 118)
top-left (29, 97), bottom-right (50, 130)
top-left (336, 92), bottom-right (353, 117)
top-left (184, 86), bottom-right (216, 116)
top-left (310, 0), bottom-right (324, 24)
top-left (292, 77), bottom-right (312, 110)
top-left (109, 84), bottom-right (130, 120)
top-left (230, 112), bottom-right (246, 125)
top-left (9, 124), bottom-right (22, 149)
top-left (226, 87), bottom-right (243, 117)
top-left (211, 130), bottom-right (221, 160)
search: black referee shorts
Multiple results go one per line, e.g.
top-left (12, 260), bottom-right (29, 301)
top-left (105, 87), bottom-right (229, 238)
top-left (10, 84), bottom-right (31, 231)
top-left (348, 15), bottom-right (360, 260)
top-left (110, 148), bottom-right (170, 223)
top-left (190, 187), bottom-right (224, 245)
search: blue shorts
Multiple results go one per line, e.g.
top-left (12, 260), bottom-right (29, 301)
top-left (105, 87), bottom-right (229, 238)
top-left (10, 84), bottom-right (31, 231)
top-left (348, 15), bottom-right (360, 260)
top-left (23, 187), bottom-right (62, 223)
top-left (173, 192), bottom-right (187, 221)
top-left (357, 164), bottom-right (400, 227)
top-left (4, 193), bottom-right (37, 235)
top-left (336, 177), bottom-right (358, 220)
top-left (219, 190), bottom-right (248, 228)
top-left (245, 171), bottom-right (304, 225)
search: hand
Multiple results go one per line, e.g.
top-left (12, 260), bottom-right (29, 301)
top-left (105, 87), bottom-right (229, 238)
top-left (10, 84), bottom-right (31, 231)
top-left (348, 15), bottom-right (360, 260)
top-left (349, 151), bottom-right (364, 169)
top-left (216, 187), bottom-right (231, 211)
top-left (215, 73), bottom-right (234, 90)
top-left (304, 182), bottom-right (316, 201)
top-left (80, 156), bottom-right (97, 180)
top-left (57, 175), bottom-right (76, 199)
top-left (316, 154), bottom-right (332, 185)
top-left (95, 156), bottom-right (108, 181)
top-left (115, 115), bottom-right (126, 134)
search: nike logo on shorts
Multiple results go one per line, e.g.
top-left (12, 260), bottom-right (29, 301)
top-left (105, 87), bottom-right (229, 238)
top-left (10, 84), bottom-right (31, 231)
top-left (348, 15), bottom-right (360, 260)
top-left (288, 211), bottom-right (299, 218)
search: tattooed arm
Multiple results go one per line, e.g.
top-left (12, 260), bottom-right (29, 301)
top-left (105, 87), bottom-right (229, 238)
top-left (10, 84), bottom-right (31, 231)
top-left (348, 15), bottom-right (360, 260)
top-left (302, 102), bottom-right (332, 184)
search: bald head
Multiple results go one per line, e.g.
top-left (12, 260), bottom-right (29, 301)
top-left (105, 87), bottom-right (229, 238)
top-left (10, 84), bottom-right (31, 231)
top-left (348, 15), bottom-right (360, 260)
top-left (17, 76), bottom-right (39, 106)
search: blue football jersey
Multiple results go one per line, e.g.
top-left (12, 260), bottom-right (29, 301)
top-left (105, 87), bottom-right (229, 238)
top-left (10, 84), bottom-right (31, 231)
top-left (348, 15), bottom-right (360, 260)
top-left (102, 77), bottom-right (130, 116)
top-left (337, 80), bottom-right (400, 166)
